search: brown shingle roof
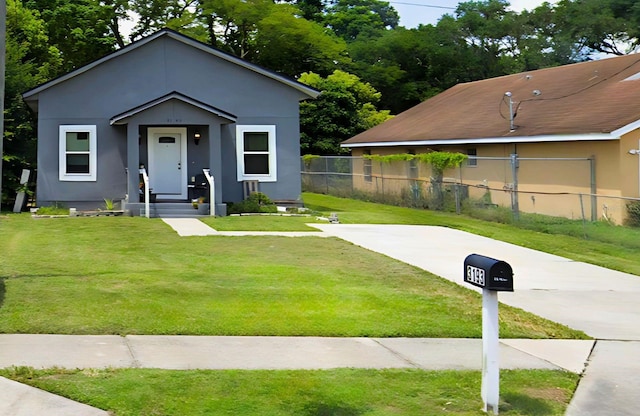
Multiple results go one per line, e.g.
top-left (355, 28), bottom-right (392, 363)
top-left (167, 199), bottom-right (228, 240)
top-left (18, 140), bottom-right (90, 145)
top-left (343, 54), bottom-right (640, 146)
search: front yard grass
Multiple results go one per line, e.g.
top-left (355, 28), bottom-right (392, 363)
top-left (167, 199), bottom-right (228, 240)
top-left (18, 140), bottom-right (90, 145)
top-left (0, 210), bottom-right (588, 415)
top-left (1, 367), bottom-right (578, 416)
top-left (0, 214), bottom-right (584, 338)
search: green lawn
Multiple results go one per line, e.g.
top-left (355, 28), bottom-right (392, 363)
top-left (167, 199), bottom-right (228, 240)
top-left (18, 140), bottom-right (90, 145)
top-left (303, 192), bottom-right (640, 276)
top-left (0, 204), bottom-right (592, 415)
top-left (0, 214), bottom-right (583, 338)
top-left (1, 367), bottom-right (578, 416)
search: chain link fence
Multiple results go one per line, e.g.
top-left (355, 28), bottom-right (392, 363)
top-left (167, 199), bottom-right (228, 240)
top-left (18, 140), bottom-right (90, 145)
top-left (301, 155), bottom-right (640, 226)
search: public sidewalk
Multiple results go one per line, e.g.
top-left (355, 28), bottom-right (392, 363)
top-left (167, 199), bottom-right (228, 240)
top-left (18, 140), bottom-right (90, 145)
top-left (0, 334), bottom-right (592, 373)
top-left (0, 335), bottom-right (593, 415)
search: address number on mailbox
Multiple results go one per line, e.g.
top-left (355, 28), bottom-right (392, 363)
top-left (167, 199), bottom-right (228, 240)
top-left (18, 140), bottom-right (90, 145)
top-left (463, 254), bottom-right (514, 292)
top-left (466, 265), bottom-right (485, 286)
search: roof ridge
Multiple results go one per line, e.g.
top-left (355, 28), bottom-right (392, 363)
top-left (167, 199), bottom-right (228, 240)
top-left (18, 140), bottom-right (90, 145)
top-left (23, 29), bottom-right (319, 104)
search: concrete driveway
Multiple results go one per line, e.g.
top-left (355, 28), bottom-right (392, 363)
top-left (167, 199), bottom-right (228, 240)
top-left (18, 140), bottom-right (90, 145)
top-left (311, 223), bottom-right (640, 415)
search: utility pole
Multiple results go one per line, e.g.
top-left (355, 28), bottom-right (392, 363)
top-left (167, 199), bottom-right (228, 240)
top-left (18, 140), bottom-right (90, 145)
top-left (0, 1), bottom-right (6, 211)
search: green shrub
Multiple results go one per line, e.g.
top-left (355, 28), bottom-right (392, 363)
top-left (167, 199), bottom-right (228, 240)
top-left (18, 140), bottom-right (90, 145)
top-left (36, 204), bottom-right (69, 216)
top-left (227, 192), bottom-right (277, 214)
top-left (625, 200), bottom-right (640, 227)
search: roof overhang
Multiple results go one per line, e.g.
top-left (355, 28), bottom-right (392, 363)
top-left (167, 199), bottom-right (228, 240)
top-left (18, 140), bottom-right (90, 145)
top-left (110, 91), bottom-right (237, 125)
top-left (341, 133), bottom-right (619, 148)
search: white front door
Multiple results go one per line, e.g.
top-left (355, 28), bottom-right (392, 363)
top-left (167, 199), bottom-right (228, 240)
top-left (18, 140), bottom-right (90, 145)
top-left (148, 127), bottom-right (187, 199)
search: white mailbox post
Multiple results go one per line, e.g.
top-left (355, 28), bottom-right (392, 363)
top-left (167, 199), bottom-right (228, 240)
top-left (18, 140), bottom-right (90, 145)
top-left (464, 254), bottom-right (514, 415)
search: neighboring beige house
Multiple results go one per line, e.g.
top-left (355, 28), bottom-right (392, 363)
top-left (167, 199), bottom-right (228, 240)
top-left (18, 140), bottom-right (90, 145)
top-left (341, 54), bottom-right (640, 223)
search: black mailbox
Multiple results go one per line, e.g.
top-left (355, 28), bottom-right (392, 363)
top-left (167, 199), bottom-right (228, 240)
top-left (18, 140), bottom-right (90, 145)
top-left (464, 254), bottom-right (513, 292)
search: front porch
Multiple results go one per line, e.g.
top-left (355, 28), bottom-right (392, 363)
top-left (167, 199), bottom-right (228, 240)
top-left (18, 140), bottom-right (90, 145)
top-left (132, 166), bottom-right (227, 218)
top-left (129, 201), bottom-right (213, 218)
top-left (109, 91), bottom-right (238, 217)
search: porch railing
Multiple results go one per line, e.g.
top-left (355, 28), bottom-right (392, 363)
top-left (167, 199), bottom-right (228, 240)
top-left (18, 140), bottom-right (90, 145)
top-left (139, 167), bottom-right (150, 219)
top-left (203, 168), bottom-right (215, 216)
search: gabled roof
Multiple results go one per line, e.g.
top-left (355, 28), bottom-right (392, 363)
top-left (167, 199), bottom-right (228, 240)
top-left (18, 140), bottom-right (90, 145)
top-left (343, 54), bottom-right (640, 148)
top-left (110, 91), bottom-right (237, 125)
top-left (23, 28), bottom-right (320, 107)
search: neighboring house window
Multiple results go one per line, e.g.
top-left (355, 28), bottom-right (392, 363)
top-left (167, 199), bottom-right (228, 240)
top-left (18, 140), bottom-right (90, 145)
top-left (363, 150), bottom-right (372, 182)
top-left (407, 149), bottom-right (418, 179)
top-left (467, 148), bottom-right (478, 167)
top-left (59, 125), bottom-right (97, 181)
top-left (236, 125), bottom-right (277, 182)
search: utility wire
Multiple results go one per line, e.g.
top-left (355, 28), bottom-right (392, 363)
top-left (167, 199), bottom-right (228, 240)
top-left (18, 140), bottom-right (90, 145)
top-left (497, 56), bottom-right (640, 128)
top-left (514, 56), bottom-right (640, 112)
top-left (388, 2), bottom-right (456, 10)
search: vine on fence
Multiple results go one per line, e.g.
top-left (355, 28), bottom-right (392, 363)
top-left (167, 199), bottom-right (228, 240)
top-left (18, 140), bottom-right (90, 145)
top-left (361, 151), bottom-right (468, 169)
top-left (362, 151), bottom-right (467, 210)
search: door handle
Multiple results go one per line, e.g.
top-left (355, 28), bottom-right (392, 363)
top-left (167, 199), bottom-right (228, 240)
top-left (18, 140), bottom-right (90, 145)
top-left (178, 162), bottom-right (181, 170)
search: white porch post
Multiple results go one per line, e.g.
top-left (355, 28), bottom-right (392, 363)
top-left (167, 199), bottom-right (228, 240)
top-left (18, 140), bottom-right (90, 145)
top-left (140, 168), bottom-right (150, 219)
top-left (203, 169), bottom-right (214, 216)
top-left (209, 122), bottom-right (223, 215)
top-left (126, 123), bottom-right (140, 209)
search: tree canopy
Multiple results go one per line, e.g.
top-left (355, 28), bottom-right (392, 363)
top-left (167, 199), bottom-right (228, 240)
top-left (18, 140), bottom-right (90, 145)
top-left (3, 0), bottom-right (640, 204)
top-left (299, 70), bottom-right (393, 155)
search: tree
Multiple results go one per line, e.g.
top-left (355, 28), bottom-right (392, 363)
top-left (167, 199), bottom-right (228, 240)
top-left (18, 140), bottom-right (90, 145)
top-left (3, 0), bottom-right (62, 205)
top-left (23, 0), bottom-right (116, 72)
top-left (283, 0), bottom-right (326, 22)
top-left (323, 0), bottom-right (399, 41)
top-left (552, 0), bottom-right (637, 56)
top-left (128, 0), bottom-right (204, 41)
top-left (254, 4), bottom-right (348, 76)
top-left (101, 0), bottom-right (132, 48)
top-left (196, 0), bottom-right (349, 77)
top-left (299, 70), bottom-right (392, 155)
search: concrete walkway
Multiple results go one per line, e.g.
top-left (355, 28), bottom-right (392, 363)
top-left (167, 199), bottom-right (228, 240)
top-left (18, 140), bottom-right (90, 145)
top-left (0, 335), bottom-right (592, 373)
top-left (3, 220), bottom-right (640, 415)
top-left (0, 377), bottom-right (107, 416)
top-left (161, 218), bottom-right (326, 237)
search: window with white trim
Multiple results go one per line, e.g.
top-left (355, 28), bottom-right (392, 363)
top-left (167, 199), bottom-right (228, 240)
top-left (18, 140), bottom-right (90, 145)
top-left (236, 125), bottom-right (277, 182)
top-left (363, 150), bottom-right (372, 182)
top-left (59, 125), bottom-right (97, 181)
top-left (467, 148), bottom-right (478, 167)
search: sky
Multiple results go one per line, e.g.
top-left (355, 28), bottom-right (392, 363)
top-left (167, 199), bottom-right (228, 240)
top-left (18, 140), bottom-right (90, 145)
top-left (121, 1), bottom-right (558, 37)
top-left (392, 0), bottom-right (558, 28)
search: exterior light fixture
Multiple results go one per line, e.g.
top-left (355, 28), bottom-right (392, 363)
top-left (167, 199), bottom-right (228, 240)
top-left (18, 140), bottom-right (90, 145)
top-left (194, 131), bottom-right (201, 145)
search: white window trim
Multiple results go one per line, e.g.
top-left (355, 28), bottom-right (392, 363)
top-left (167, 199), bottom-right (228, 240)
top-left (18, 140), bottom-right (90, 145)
top-left (59, 125), bottom-right (97, 181)
top-left (467, 148), bottom-right (478, 167)
top-left (236, 125), bottom-right (277, 182)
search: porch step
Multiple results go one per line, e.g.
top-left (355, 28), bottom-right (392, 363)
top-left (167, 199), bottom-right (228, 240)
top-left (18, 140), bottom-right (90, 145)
top-left (140, 203), bottom-right (210, 218)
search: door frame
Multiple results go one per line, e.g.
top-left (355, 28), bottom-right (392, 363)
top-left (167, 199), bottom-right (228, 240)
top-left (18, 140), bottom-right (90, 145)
top-left (147, 127), bottom-right (188, 200)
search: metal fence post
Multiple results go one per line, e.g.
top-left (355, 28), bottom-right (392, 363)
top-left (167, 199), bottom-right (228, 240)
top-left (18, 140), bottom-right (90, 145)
top-left (589, 156), bottom-right (597, 221)
top-left (325, 157), bottom-right (329, 194)
top-left (510, 153), bottom-right (520, 220)
top-left (380, 160), bottom-right (384, 199)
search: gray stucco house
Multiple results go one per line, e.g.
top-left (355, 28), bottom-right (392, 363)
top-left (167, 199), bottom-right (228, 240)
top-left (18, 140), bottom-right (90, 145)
top-left (23, 29), bottom-right (319, 215)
